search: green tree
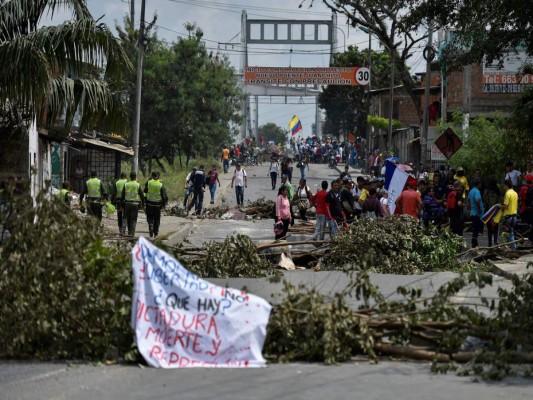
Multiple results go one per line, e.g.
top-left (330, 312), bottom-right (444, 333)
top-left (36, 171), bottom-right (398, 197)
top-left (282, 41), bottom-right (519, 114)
top-left (402, 0), bottom-right (533, 67)
top-left (319, 45), bottom-right (393, 139)
top-left (258, 123), bottom-right (288, 146)
top-left (116, 22), bottom-right (242, 170)
top-left (0, 0), bottom-right (132, 137)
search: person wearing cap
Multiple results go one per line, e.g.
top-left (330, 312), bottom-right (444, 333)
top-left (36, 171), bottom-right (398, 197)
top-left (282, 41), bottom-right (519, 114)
top-left (395, 178), bottom-right (422, 219)
top-left (121, 172), bottom-right (145, 237)
top-left (144, 171), bottom-right (168, 237)
top-left (454, 167), bottom-right (469, 196)
top-left (231, 162), bottom-right (247, 207)
top-left (112, 172), bottom-right (128, 235)
top-left (80, 171), bottom-right (107, 222)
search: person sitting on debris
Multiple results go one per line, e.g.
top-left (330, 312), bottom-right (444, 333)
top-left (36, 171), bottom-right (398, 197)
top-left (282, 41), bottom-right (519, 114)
top-left (57, 181), bottom-right (72, 207)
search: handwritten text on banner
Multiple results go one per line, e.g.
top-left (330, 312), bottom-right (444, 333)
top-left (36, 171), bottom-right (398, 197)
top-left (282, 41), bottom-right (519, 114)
top-left (131, 237), bottom-right (272, 368)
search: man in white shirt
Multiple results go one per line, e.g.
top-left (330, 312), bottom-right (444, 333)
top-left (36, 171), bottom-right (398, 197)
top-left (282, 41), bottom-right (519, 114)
top-left (231, 163), bottom-right (248, 207)
top-left (505, 162), bottom-right (521, 191)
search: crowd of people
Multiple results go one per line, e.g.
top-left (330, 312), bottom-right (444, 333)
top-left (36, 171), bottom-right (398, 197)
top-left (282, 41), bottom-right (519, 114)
top-left (272, 154), bottom-right (533, 249)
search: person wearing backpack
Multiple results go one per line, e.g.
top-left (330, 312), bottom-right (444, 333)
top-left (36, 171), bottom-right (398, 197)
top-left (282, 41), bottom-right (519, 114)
top-left (447, 180), bottom-right (464, 237)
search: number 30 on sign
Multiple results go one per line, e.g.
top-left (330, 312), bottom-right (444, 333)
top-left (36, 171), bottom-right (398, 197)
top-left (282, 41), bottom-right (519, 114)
top-left (356, 68), bottom-right (370, 85)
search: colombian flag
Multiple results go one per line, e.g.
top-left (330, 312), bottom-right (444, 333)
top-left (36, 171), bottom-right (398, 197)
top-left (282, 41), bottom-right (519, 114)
top-left (288, 115), bottom-right (302, 136)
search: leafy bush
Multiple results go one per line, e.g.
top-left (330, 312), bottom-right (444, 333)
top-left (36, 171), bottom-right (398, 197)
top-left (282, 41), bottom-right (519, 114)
top-left (367, 114), bottom-right (402, 131)
top-left (0, 192), bottom-right (132, 360)
top-left (265, 281), bottom-right (366, 364)
top-left (321, 216), bottom-right (462, 274)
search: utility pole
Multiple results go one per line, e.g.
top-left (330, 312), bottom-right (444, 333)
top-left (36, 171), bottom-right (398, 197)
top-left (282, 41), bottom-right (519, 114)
top-left (387, 51), bottom-right (394, 156)
top-left (367, 30), bottom-right (371, 142)
top-left (130, 0), bottom-right (135, 27)
top-left (132, 0), bottom-right (146, 173)
top-left (421, 20), bottom-right (434, 166)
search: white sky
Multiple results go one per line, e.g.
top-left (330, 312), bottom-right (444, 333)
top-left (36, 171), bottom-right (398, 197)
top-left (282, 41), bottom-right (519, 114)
top-left (80, 0), bottom-right (425, 136)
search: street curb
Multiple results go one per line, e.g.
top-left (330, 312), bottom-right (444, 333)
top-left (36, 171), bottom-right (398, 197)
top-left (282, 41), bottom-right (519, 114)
top-left (162, 220), bottom-right (195, 247)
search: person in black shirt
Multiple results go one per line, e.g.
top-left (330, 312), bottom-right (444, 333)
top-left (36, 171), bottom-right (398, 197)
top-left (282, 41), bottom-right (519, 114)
top-left (188, 165), bottom-right (206, 216)
top-left (325, 179), bottom-right (346, 237)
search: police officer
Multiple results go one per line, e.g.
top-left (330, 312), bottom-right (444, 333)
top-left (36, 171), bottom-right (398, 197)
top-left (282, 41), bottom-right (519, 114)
top-left (144, 171), bottom-right (168, 238)
top-left (112, 172), bottom-right (128, 235)
top-left (121, 172), bottom-right (145, 237)
top-left (80, 171), bottom-right (107, 221)
top-left (57, 181), bottom-right (72, 207)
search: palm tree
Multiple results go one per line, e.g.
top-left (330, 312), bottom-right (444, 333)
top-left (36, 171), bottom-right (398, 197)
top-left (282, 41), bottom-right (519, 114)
top-left (0, 0), bottom-right (132, 137)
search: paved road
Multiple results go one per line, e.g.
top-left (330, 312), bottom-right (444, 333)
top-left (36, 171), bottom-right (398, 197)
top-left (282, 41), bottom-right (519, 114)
top-left (3, 162), bottom-right (533, 399)
top-left (2, 360), bottom-right (532, 400)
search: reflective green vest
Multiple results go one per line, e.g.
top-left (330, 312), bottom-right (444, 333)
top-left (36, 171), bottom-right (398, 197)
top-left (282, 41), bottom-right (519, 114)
top-left (146, 179), bottom-right (163, 202)
top-left (86, 178), bottom-right (101, 198)
top-left (58, 189), bottom-right (69, 203)
top-left (124, 181), bottom-right (141, 203)
top-left (115, 178), bottom-right (127, 197)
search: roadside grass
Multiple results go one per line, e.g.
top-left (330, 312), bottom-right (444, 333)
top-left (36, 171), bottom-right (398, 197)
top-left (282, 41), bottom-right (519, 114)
top-left (120, 157), bottom-right (221, 202)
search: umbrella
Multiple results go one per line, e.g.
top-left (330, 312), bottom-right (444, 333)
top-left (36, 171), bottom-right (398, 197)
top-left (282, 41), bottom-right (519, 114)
top-left (396, 163), bottom-right (414, 173)
top-left (268, 144), bottom-right (280, 154)
top-left (283, 151), bottom-right (295, 159)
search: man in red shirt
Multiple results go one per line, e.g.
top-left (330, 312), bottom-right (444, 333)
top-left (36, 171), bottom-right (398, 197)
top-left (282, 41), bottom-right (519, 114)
top-left (395, 179), bottom-right (422, 219)
top-left (311, 180), bottom-right (329, 240)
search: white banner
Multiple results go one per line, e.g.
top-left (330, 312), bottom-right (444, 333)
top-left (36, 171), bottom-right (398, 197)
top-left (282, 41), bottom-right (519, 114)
top-left (131, 237), bottom-right (272, 368)
top-left (385, 161), bottom-right (409, 215)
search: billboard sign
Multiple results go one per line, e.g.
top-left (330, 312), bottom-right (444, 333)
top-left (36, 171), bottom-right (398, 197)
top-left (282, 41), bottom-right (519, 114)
top-left (483, 50), bottom-right (533, 93)
top-left (244, 67), bottom-right (370, 86)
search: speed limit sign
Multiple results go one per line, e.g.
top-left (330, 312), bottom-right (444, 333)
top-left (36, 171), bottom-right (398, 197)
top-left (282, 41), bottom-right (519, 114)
top-left (355, 67), bottom-right (370, 85)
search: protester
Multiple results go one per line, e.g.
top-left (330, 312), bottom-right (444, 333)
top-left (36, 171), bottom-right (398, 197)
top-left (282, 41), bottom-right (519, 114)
top-left (447, 180), bottom-right (465, 237)
top-left (221, 145), bottom-right (230, 173)
top-left (501, 179), bottom-right (518, 249)
top-left (482, 179), bottom-right (501, 247)
top-left (183, 166), bottom-right (197, 208)
top-left (268, 157), bottom-right (280, 190)
top-left (275, 186), bottom-right (291, 240)
top-left (467, 178), bottom-right (484, 248)
top-left (280, 174), bottom-right (295, 226)
top-left (395, 179), bottom-right (421, 219)
top-left (207, 164), bottom-right (221, 204)
top-left (362, 187), bottom-right (383, 219)
top-left (188, 165), bottom-right (206, 216)
top-left (325, 179), bottom-right (346, 237)
top-left (505, 162), bottom-right (521, 191)
top-left (311, 180), bottom-right (328, 241)
top-left (231, 162), bottom-right (248, 207)
top-left (340, 177), bottom-right (356, 222)
top-left (380, 190), bottom-right (391, 216)
top-left (294, 178), bottom-right (313, 222)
